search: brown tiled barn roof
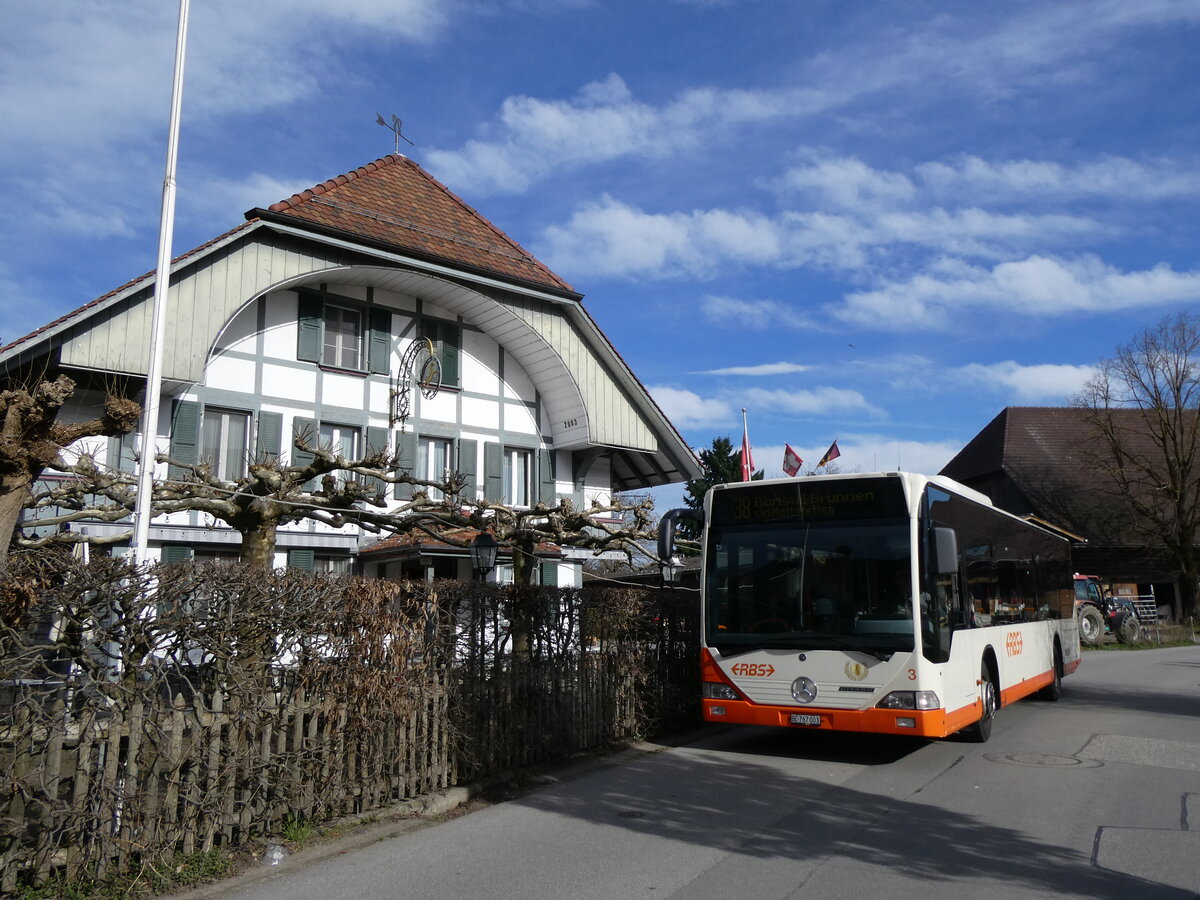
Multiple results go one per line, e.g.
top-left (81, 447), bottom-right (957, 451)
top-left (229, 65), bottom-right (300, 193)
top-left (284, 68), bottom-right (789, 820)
top-left (941, 407), bottom-right (1097, 483)
top-left (251, 154), bottom-right (576, 296)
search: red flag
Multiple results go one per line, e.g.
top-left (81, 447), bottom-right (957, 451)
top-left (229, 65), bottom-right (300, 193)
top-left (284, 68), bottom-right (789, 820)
top-left (740, 412), bottom-right (754, 481)
top-left (782, 444), bottom-right (803, 477)
top-left (818, 440), bottom-right (840, 467)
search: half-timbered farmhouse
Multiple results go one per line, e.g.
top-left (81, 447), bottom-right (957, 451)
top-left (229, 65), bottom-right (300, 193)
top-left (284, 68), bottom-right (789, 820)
top-left (1, 154), bottom-right (700, 583)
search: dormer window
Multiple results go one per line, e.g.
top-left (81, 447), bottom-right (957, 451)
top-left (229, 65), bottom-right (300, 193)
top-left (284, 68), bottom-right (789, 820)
top-left (297, 289), bottom-right (390, 374)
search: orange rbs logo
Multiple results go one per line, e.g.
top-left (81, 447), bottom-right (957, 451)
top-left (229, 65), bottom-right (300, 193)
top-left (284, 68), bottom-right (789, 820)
top-left (730, 663), bottom-right (776, 677)
top-left (1005, 631), bottom-right (1024, 656)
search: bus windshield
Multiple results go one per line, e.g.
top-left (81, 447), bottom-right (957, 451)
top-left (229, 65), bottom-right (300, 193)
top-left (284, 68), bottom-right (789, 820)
top-left (705, 519), bottom-right (914, 657)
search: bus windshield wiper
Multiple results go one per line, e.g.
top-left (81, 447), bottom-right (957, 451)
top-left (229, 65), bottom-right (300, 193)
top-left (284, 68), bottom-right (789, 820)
top-left (799, 633), bottom-right (893, 661)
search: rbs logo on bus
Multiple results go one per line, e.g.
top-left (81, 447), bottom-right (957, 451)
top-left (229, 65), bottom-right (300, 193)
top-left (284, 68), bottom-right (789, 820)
top-left (1005, 631), bottom-right (1024, 657)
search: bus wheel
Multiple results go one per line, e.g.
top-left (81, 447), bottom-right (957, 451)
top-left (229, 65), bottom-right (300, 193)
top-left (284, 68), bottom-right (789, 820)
top-left (962, 664), bottom-right (996, 743)
top-left (1078, 606), bottom-right (1104, 645)
top-left (1112, 609), bottom-right (1141, 645)
top-left (1039, 646), bottom-right (1062, 701)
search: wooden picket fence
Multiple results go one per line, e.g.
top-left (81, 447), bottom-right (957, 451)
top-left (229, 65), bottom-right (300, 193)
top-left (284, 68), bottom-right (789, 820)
top-left (0, 559), bottom-right (700, 893)
top-left (0, 675), bottom-right (454, 892)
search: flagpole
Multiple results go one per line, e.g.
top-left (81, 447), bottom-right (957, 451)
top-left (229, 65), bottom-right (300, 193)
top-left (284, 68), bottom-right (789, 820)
top-left (740, 408), bottom-right (754, 482)
top-left (132, 0), bottom-right (190, 563)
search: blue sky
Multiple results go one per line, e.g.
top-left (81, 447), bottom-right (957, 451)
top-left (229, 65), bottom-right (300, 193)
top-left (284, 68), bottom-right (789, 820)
top-left (4, 0), bottom-right (1200, 503)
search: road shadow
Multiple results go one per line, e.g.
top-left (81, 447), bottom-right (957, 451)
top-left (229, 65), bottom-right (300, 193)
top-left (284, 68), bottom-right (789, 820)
top-left (1060, 682), bottom-right (1200, 719)
top-left (691, 725), bottom-right (930, 765)
top-left (512, 743), bottom-right (1193, 898)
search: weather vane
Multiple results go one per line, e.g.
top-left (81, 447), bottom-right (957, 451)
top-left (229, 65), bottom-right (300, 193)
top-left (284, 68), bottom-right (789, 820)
top-left (376, 113), bottom-right (414, 154)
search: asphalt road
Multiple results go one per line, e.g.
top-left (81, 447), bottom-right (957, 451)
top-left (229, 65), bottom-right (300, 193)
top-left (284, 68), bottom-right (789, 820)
top-left (193, 644), bottom-right (1200, 899)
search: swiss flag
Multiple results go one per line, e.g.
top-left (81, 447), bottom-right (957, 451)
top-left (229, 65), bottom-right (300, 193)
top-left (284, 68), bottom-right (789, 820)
top-left (782, 444), bottom-right (803, 477)
top-left (740, 419), bottom-right (754, 482)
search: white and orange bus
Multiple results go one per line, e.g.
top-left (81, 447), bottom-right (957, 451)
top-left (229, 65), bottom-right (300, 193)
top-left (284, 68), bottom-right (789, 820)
top-left (661, 472), bottom-right (1081, 742)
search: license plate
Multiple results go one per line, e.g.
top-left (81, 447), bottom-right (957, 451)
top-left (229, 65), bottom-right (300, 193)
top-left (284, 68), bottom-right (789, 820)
top-left (789, 713), bottom-right (821, 726)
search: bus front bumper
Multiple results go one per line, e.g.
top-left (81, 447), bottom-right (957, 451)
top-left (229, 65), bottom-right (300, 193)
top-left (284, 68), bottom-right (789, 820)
top-left (702, 698), bottom-right (980, 739)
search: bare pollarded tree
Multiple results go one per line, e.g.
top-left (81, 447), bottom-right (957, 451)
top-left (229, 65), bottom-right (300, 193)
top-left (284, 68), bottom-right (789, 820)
top-left (0, 374), bottom-right (141, 560)
top-left (39, 423), bottom-right (661, 577)
top-left (1074, 312), bottom-right (1200, 618)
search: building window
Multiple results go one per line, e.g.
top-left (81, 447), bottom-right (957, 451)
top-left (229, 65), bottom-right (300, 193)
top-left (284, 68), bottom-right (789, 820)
top-left (201, 408), bottom-right (250, 481)
top-left (192, 548), bottom-right (240, 564)
top-left (316, 555), bottom-right (353, 574)
top-left (297, 291), bottom-right (390, 374)
top-left (420, 318), bottom-right (461, 388)
top-left (504, 448), bottom-right (531, 507)
top-left (323, 304), bottom-right (362, 370)
top-left (418, 436), bottom-right (452, 500)
top-left (319, 423), bottom-right (361, 487)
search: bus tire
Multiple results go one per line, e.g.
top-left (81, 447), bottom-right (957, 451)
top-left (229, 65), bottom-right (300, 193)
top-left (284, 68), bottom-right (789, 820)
top-left (1038, 645), bottom-right (1062, 701)
top-left (1078, 606), bottom-right (1104, 645)
top-left (1112, 609), bottom-right (1140, 645)
top-left (962, 663), bottom-right (996, 743)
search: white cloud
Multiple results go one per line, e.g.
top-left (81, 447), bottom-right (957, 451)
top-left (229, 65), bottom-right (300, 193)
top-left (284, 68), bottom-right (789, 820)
top-left (777, 153), bottom-right (917, 211)
top-left (539, 193), bottom-right (1099, 279)
top-left (699, 296), bottom-right (816, 330)
top-left (649, 386), bottom-right (732, 428)
top-left (537, 196), bottom-right (781, 278)
top-left (916, 155), bottom-right (1200, 203)
top-left (425, 74), bottom-right (839, 196)
top-left (650, 382), bottom-right (879, 432)
top-left (834, 255), bottom-right (1200, 331)
top-left (957, 361), bottom-right (1098, 402)
top-left (741, 386), bottom-right (884, 418)
top-left (696, 362), bottom-right (812, 376)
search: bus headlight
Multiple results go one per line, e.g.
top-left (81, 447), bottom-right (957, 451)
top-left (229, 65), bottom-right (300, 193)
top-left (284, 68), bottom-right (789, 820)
top-left (703, 682), bottom-right (740, 701)
top-left (877, 690), bottom-right (940, 710)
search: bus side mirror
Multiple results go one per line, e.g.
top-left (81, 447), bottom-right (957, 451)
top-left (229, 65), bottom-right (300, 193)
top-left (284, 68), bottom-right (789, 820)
top-left (934, 527), bottom-right (958, 575)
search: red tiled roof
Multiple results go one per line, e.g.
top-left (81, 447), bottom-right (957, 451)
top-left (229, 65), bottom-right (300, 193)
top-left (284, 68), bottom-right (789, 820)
top-left (253, 155), bottom-right (577, 296)
top-left (360, 527), bottom-right (560, 557)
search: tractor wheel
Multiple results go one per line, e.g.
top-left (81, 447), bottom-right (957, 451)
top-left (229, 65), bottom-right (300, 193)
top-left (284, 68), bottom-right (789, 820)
top-left (1079, 606), bottom-right (1104, 645)
top-left (1112, 609), bottom-right (1141, 645)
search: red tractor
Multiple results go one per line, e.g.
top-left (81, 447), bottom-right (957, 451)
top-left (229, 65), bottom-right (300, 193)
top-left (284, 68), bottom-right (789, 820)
top-left (1074, 574), bottom-right (1141, 645)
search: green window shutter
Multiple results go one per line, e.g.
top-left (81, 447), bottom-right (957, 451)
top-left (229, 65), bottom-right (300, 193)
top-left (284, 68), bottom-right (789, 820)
top-left (484, 442), bottom-right (503, 502)
top-left (441, 323), bottom-right (460, 388)
top-left (256, 411), bottom-right (283, 462)
top-left (107, 432), bottom-right (138, 473)
top-left (538, 448), bottom-right (556, 505)
top-left (291, 417), bottom-right (317, 468)
top-left (394, 430), bottom-right (416, 500)
top-left (421, 319), bottom-right (460, 388)
top-left (297, 293), bottom-right (323, 363)
top-left (168, 400), bottom-right (200, 481)
top-left (458, 440), bottom-right (477, 501)
top-left (365, 426), bottom-right (388, 495)
top-left (368, 308), bottom-right (391, 374)
top-left (288, 548), bottom-right (315, 571)
top-left (540, 561), bottom-right (558, 587)
top-left (162, 545), bottom-right (193, 565)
